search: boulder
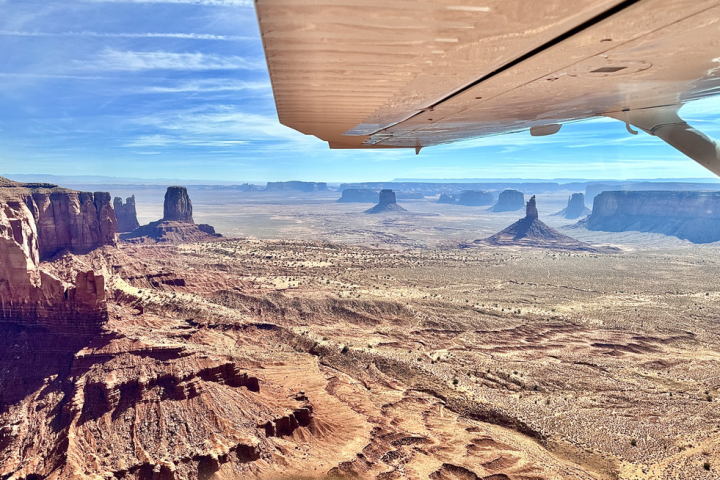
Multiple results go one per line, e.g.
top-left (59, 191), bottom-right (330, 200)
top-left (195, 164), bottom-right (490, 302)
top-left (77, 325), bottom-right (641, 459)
top-left (163, 186), bottom-right (194, 223)
top-left (114, 195), bottom-right (140, 232)
top-left (457, 190), bottom-right (494, 206)
top-left (491, 189), bottom-right (525, 212)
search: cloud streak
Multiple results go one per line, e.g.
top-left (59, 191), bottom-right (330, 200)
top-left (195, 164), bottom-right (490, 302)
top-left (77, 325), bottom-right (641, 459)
top-left (79, 50), bottom-right (265, 71)
top-left (0, 30), bottom-right (252, 41)
top-left (139, 79), bottom-right (270, 94)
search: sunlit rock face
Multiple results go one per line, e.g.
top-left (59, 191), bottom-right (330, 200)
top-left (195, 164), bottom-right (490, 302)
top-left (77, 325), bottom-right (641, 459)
top-left (114, 195), bottom-right (140, 233)
top-left (163, 186), bottom-right (194, 224)
top-left (587, 190), bottom-right (720, 243)
top-left (30, 190), bottom-right (117, 259)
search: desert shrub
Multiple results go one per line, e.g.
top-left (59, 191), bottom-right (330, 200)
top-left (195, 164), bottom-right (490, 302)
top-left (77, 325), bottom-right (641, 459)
top-left (630, 439), bottom-right (637, 447)
top-left (341, 345), bottom-right (349, 354)
top-left (704, 461), bottom-right (711, 471)
top-left (452, 378), bottom-right (459, 386)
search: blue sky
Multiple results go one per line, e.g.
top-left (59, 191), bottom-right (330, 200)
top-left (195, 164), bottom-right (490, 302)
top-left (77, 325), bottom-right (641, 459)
top-left (1, 0), bottom-right (719, 182)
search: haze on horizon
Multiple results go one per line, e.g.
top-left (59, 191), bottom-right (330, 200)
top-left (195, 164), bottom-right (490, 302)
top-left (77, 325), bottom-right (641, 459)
top-left (1, 0), bottom-right (720, 182)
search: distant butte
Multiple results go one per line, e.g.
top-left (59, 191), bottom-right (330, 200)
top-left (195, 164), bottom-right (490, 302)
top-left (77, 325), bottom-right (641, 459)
top-left (365, 189), bottom-right (408, 214)
top-left (122, 186), bottom-right (221, 244)
top-left (475, 196), bottom-right (618, 252)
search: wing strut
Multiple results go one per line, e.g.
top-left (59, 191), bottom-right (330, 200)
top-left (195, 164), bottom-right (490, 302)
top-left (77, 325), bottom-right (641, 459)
top-left (609, 106), bottom-right (720, 177)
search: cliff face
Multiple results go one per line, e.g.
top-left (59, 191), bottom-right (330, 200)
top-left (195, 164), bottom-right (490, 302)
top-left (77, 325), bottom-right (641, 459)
top-left (163, 186), bottom-right (194, 223)
top-left (365, 189), bottom-right (407, 214)
top-left (29, 190), bottom-right (117, 260)
top-left (491, 189), bottom-right (525, 212)
top-left (0, 190), bottom-right (107, 331)
top-left (114, 195), bottom-right (140, 232)
top-left (586, 191), bottom-right (720, 243)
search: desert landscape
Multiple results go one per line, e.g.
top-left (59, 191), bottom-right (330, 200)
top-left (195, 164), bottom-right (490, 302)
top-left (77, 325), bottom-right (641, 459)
top-left (3, 177), bottom-right (720, 479)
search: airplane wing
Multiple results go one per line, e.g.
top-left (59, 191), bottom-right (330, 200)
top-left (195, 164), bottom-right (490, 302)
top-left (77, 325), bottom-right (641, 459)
top-left (255, 0), bottom-right (720, 174)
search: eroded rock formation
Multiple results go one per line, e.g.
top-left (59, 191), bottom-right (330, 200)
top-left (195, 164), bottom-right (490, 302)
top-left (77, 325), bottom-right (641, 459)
top-left (491, 189), bottom-right (525, 212)
top-left (163, 186), bottom-right (194, 223)
top-left (554, 193), bottom-right (591, 219)
top-left (114, 195), bottom-right (140, 232)
top-left (123, 187), bottom-right (221, 244)
top-left (365, 189), bottom-right (408, 214)
top-left (457, 190), bottom-right (494, 206)
top-left (478, 196), bottom-right (616, 252)
top-left (585, 191), bottom-right (720, 243)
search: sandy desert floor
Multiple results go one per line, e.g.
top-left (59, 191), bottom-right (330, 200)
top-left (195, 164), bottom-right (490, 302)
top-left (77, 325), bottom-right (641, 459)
top-left (5, 187), bottom-right (720, 479)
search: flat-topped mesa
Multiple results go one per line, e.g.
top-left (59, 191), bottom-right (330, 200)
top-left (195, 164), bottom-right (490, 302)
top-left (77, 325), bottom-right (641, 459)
top-left (337, 188), bottom-right (378, 203)
top-left (492, 189), bottom-right (525, 212)
top-left (379, 189), bottom-right (396, 205)
top-left (526, 195), bottom-right (539, 219)
top-left (163, 186), bottom-right (193, 223)
top-left (457, 190), bottom-right (494, 206)
top-left (586, 190), bottom-right (720, 243)
top-left (114, 195), bottom-right (140, 233)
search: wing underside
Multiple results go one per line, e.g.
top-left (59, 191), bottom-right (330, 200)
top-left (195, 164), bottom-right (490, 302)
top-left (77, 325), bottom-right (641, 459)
top-left (256, 0), bottom-right (720, 151)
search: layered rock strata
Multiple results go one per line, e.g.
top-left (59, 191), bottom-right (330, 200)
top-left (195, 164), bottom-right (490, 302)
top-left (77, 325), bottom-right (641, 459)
top-left (457, 190), bottom-right (494, 206)
top-left (491, 189), bottom-right (525, 212)
top-left (585, 190), bottom-right (720, 243)
top-left (114, 195), bottom-right (140, 232)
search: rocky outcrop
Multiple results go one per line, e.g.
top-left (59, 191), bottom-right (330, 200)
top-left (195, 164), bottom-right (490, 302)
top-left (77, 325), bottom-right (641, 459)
top-left (365, 189), bottom-right (408, 214)
top-left (114, 195), bottom-right (140, 232)
top-left (438, 193), bottom-right (456, 204)
top-left (491, 189), bottom-right (525, 212)
top-left (123, 187), bottom-right (221, 244)
top-left (477, 196), bottom-right (616, 252)
top-left (554, 193), bottom-right (591, 219)
top-left (266, 181), bottom-right (328, 192)
top-left (457, 190), bottom-right (494, 206)
top-left (163, 186), bottom-right (194, 223)
top-left (0, 189), bottom-right (108, 333)
top-left (29, 190), bottom-right (117, 259)
top-left (338, 188), bottom-right (378, 203)
top-left (585, 191), bottom-right (720, 243)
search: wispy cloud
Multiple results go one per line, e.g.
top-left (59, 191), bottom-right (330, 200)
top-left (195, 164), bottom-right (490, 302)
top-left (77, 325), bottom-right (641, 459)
top-left (139, 79), bottom-right (270, 94)
top-left (78, 49), bottom-right (264, 71)
top-left (83, 0), bottom-right (251, 5)
top-left (0, 30), bottom-right (251, 41)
